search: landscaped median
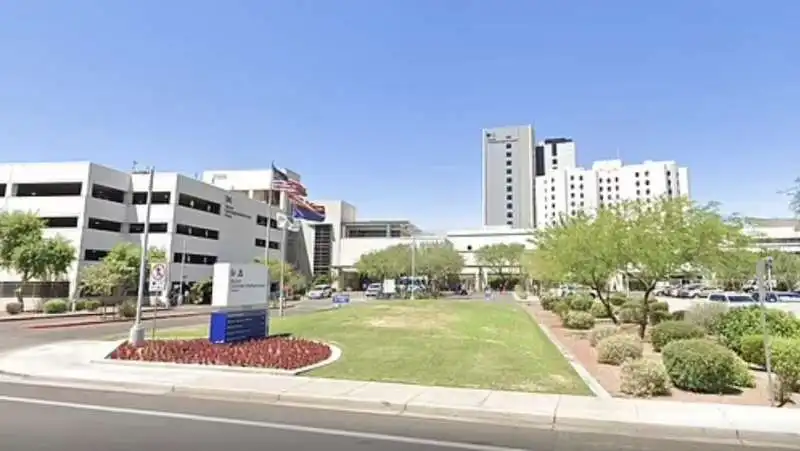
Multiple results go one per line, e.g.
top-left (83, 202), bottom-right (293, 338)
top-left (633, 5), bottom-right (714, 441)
top-left (108, 299), bottom-right (592, 395)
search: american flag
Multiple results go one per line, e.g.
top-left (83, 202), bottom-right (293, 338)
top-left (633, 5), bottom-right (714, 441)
top-left (270, 162), bottom-right (307, 197)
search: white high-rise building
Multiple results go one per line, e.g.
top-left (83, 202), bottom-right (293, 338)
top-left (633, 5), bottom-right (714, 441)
top-left (534, 159), bottom-right (690, 228)
top-left (482, 125), bottom-right (536, 229)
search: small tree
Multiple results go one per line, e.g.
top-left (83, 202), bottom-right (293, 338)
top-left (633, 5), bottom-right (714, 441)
top-left (474, 243), bottom-right (525, 289)
top-left (80, 243), bottom-right (166, 297)
top-left (772, 251), bottom-right (800, 291)
top-left (711, 249), bottom-right (760, 291)
top-left (415, 242), bottom-right (464, 293)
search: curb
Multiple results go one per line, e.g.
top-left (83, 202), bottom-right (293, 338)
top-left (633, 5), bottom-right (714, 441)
top-left (2, 372), bottom-right (798, 448)
top-left (522, 305), bottom-right (612, 399)
top-left (0, 307), bottom-right (189, 323)
top-left (26, 312), bottom-right (209, 330)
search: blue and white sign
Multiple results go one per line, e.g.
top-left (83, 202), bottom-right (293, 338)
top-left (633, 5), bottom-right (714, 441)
top-left (209, 307), bottom-right (269, 344)
top-left (211, 262), bottom-right (269, 308)
top-left (333, 294), bottom-right (350, 307)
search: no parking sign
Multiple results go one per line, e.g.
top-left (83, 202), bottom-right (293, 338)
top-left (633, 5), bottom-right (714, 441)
top-left (149, 263), bottom-right (167, 292)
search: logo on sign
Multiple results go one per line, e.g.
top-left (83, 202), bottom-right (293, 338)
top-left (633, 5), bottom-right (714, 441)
top-left (230, 268), bottom-right (244, 278)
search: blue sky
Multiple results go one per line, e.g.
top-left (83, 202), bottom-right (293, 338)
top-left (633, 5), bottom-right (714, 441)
top-left (1, 1), bottom-right (798, 230)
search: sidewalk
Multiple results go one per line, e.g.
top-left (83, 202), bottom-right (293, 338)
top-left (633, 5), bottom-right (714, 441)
top-left (0, 341), bottom-right (798, 448)
top-left (0, 305), bottom-right (212, 323)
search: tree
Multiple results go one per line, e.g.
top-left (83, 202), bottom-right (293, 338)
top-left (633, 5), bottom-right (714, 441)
top-left (474, 243), bottom-right (525, 289)
top-left (530, 208), bottom-right (628, 323)
top-left (353, 242), bottom-right (464, 294)
top-left (413, 242), bottom-right (464, 292)
top-left (772, 251), bottom-right (800, 291)
top-left (618, 197), bottom-right (741, 337)
top-left (711, 249), bottom-right (760, 291)
top-left (79, 243), bottom-right (165, 297)
top-left (0, 211), bottom-right (76, 305)
top-left (259, 259), bottom-right (307, 294)
top-left (354, 245), bottom-right (410, 281)
top-left (785, 177), bottom-right (800, 217)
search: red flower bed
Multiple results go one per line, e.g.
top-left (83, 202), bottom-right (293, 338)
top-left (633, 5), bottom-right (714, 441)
top-left (109, 337), bottom-right (332, 370)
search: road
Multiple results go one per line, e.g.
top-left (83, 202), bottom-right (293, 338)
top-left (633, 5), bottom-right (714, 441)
top-left (0, 382), bottom-right (775, 451)
top-left (0, 298), bottom-right (340, 351)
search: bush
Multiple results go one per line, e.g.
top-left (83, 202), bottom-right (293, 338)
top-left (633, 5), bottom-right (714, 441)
top-left (731, 356), bottom-right (756, 388)
top-left (597, 334), bottom-right (643, 365)
top-left (553, 300), bottom-right (570, 318)
top-left (540, 296), bottom-right (560, 311)
top-left (771, 337), bottom-right (800, 401)
top-left (5, 302), bottom-right (23, 315)
top-left (661, 339), bottom-right (738, 393)
top-left (589, 326), bottom-right (620, 347)
top-left (684, 302), bottom-right (728, 334)
top-left (118, 300), bottom-right (137, 318)
top-left (73, 299), bottom-right (87, 311)
top-left (671, 310), bottom-right (687, 321)
top-left (43, 299), bottom-right (69, 314)
top-left (740, 334), bottom-right (769, 367)
top-left (620, 359), bottom-right (671, 397)
top-left (715, 305), bottom-right (800, 354)
top-left (590, 302), bottom-right (611, 318)
top-left (650, 321), bottom-right (706, 352)
top-left (609, 295), bottom-right (628, 307)
top-left (618, 301), bottom-right (643, 324)
top-left (84, 299), bottom-right (102, 311)
top-left (569, 296), bottom-right (594, 312)
top-left (563, 311), bottom-right (595, 330)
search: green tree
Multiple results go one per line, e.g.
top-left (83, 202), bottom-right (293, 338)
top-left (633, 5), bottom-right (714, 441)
top-left (414, 242), bottom-right (464, 293)
top-left (258, 259), bottom-right (307, 294)
top-left (79, 243), bottom-right (165, 296)
top-left (354, 244), bottom-right (410, 281)
top-left (711, 249), bottom-right (760, 291)
top-left (0, 211), bottom-right (76, 305)
top-left (530, 209), bottom-right (627, 323)
top-left (618, 197), bottom-right (740, 337)
top-left (474, 243), bottom-right (526, 288)
top-left (785, 177), bottom-right (800, 216)
top-left (772, 251), bottom-right (800, 291)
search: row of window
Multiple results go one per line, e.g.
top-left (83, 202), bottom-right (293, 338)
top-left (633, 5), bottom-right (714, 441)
top-left (83, 248), bottom-right (220, 266)
top-left (254, 238), bottom-right (280, 249)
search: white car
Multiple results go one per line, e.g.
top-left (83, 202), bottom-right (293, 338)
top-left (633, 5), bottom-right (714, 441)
top-left (365, 283), bottom-right (382, 298)
top-left (307, 284), bottom-right (333, 299)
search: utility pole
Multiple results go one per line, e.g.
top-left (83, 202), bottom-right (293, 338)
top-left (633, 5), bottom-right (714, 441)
top-left (129, 166), bottom-right (155, 347)
top-left (757, 257), bottom-right (776, 406)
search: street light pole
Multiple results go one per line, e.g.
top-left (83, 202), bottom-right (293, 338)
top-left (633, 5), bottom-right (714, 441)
top-left (129, 166), bottom-right (155, 347)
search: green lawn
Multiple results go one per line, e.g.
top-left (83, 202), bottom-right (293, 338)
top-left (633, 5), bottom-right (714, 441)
top-left (155, 299), bottom-right (591, 395)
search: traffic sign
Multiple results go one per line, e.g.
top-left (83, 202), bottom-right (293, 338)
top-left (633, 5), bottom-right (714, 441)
top-left (149, 263), bottom-right (167, 292)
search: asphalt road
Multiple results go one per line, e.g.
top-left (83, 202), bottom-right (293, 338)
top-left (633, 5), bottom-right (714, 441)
top-left (0, 382), bottom-right (775, 451)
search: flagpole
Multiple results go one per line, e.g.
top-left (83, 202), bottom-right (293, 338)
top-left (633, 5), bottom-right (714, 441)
top-left (265, 181), bottom-right (273, 308)
top-left (279, 191), bottom-right (289, 317)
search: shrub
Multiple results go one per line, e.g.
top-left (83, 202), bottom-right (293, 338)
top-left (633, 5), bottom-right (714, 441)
top-left (661, 339), bottom-right (738, 393)
top-left (553, 300), bottom-right (570, 318)
top-left (569, 296), bottom-right (594, 312)
top-left (771, 337), bottom-right (800, 402)
top-left (650, 321), bottom-right (706, 352)
top-left (671, 310), bottom-right (687, 321)
top-left (590, 302), bottom-right (611, 318)
top-left (715, 305), bottom-right (800, 354)
top-left (540, 296), bottom-right (559, 311)
top-left (620, 359), bottom-right (671, 397)
top-left (609, 295), bottom-right (628, 307)
top-left (118, 300), bottom-right (137, 318)
top-left (684, 302), bottom-right (728, 334)
top-left (731, 356), bottom-right (756, 388)
top-left (589, 326), bottom-right (620, 347)
top-left (618, 301), bottom-right (643, 324)
top-left (563, 311), bottom-right (595, 330)
top-left (73, 299), bottom-right (87, 311)
top-left (43, 299), bottom-right (69, 314)
top-left (597, 334), bottom-right (643, 365)
top-left (5, 302), bottom-right (23, 315)
top-left (84, 299), bottom-right (102, 311)
top-left (739, 334), bottom-right (769, 367)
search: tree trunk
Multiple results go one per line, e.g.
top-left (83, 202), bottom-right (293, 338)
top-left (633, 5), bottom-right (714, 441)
top-left (638, 287), bottom-right (655, 339)
top-left (594, 287), bottom-right (619, 325)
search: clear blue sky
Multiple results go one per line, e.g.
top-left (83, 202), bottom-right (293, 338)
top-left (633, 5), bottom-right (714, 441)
top-left (1, 1), bottom-right (798, 230)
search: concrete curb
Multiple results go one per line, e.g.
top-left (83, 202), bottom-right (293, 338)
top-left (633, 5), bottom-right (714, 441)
top-left (26, 311), bottom-right (209, 330)
top-left (0, 307), bottom-right (193, 323)
top-left (522, 305), bottom-right (612, 399)
top-left (92, 344), bottom-right (343, 376)
top-left (2, 371), bottom-right (798, 448)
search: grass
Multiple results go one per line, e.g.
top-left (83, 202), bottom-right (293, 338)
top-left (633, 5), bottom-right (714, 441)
top-left (154, 299), bottom-right (591, 395)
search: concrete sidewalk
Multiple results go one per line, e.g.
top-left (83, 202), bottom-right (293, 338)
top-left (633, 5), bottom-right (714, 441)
top-left (0, 340), bottom-right (798, 449)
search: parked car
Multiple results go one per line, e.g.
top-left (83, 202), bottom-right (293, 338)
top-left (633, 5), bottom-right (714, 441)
top-left (364, 283), bottom-right (382, 298)
top-left (751, 291), bottom-right (800, 303)
top-left (707, 292), bottom-right (756, 304)
top-left (678, 284), bottom-right (704, 298)
top-left (307, 284), bottom-right (333, 299)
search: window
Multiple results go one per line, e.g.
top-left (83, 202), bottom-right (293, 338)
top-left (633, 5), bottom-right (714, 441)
top-left (506, 212), bottom-right (513, 219)
top-left (506, 169), bottom-right (512, 175)
top-left (506, 194), bottom-right (512, 201)
top-left (84, 249), bottom-right (109, 261)
top-left (42, 216), bottom-right (78, 228)
top-left (128, 222), bottom-right (168, 234)
top-left (177, 193), bottom-right (221, 215)
top-left (506, 186), bottom-right (512, 193)
top-left (132, 191), bottom-right (171, 205)
top-left (173, 252), bottom-right (217, 265)
top-left (91, 184), bottom-right (125, 204)
top-left (269, 241), bottom-right (280, 250)
top-left (646, 189), bottom-right (651, 195)
top-left (506, 203), bottom-right (513, 209)
top-left (645, 180), bottom-right (650, 186)
top-left (0, 184), bottom-right (5, 197)
top-left (87, 217), bottom-right (123, 233)
top-left (255, 238), bottom-right (267, 248)
top-left (635, 172), bottom-right (640, 177)
top-left (506, 160), bottom-right (512, 166)
top-left (256, 215), bottom-right (279, 229)
top-left (551, 147), bottom-right (557, 157)
top-left (506, 177), bottom-right (512, 183)
top-left (552, 159), bottom-right (558, 166)
top-left (505, 143), bottom-right (512, 149)
top-left (15, 182), bottom-right (82, 197)
top-left (506, 221), bottom-right (513, 226)
top-left (176, 224), bottom-right (220, 240)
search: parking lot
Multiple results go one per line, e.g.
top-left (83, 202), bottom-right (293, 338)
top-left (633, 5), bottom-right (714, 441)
top-left (657, 295), bottom-right (800, 316)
